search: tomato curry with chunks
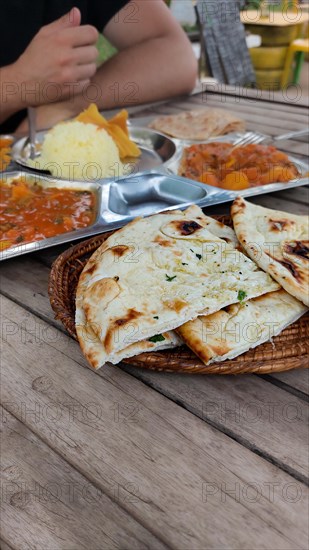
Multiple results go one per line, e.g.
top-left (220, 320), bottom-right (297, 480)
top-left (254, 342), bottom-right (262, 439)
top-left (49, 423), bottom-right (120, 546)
top-left (0, 177), bottom-right (96, 251)
top-left (179, 142), bottom-right (300, 190)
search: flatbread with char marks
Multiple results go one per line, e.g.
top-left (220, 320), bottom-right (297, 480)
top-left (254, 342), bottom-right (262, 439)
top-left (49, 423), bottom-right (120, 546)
top-left (177, 289), bottom-right (308, 365)
top-left (231, 197), bottom-right (309, 306)
top-left (149, 108), bottom-right (245, 140)
top-left (76, 205), bottom-right (278, 367)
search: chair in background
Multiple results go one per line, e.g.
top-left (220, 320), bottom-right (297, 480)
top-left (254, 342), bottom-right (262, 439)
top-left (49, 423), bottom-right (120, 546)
top-left (195, 0), bottom-right (256, 86)
top-left (280, 38), bottom-right (309, 87)
top-left (241, 1), bottom-right (309, 89)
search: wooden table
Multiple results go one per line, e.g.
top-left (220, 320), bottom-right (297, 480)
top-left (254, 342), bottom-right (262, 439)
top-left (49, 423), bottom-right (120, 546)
top-left (1, 87), bottom-right (308, 550)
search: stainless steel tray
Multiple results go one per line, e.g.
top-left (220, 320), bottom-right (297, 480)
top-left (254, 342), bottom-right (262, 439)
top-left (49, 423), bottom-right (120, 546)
top-left (11, 124), bottom-right (307, 194)
top-left (128, 119), bottom-right (309, 194)
top-left (166, 133), bottom-right (309, 197)
top-left (0, 170), bottom-right (234, 261)
top-left (2, 125), bottom-right (308, 261)
top-left (11, 127), bottom-right (177, 177)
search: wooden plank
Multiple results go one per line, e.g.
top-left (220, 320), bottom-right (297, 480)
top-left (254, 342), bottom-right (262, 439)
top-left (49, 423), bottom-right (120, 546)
top-left (175, 91), bottom-right (309, 113)
top-left (201, 193), bottom-right (308, 217)
top-left (276, 186), bottom-right (309, 205)
top-left (1, 407), bottom-right (166, 550)
top-left (1, 295), bottom-right (308, 550)
top-left (140, 89), bottom-right (308, 114)
top-left (0, 257), bottom-right (65, 327)
top-left (134, 100), bottom-right (307, 125)
top-left (201, 87), bottom-right (309, 107)
top-left (169, 97), bottom-right (308, 123)
top-left (194, 93), bottom-right (308, 116)
top-left (236, 119), bottom-right (306, 136)
top-left (131, 98), bottom-right (309, 156)
top-left (133, 109), bottom-right (308, 146)
top-left (246, 193), bottom-right (308, 214)
top-left (168, 101), bottom-right (309, 146)
top-left (121, 363), bottom-right (309, 479)
top-left (0, 263), bottom-right (308, 474)
top-left (270, 369), bottom-right (309, 396)
top-left (38, 246), bottom-right (73, 268)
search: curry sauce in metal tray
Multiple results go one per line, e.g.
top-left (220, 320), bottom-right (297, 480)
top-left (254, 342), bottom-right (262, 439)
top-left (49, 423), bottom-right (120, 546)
top-left (0, 170), bottom-right (235, 260)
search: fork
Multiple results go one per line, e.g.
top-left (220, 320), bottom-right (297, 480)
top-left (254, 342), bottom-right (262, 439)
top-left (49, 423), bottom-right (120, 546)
top-left (232, 128), bottom-right (309, 149)
top-left (27, 106), bottom-right (37, 160)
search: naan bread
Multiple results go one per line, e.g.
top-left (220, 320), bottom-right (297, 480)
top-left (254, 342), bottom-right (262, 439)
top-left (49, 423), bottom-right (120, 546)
top-left (76, 205), bottom-right (279, 366)
top-left (76, 293), bottom-right (182, 370)
top-left (149, 109), bottom-right (245, 140)
top-left (75, 215), bottom-right (183, 369)
top-left (177, 289), bottom-right (308, 365)
top-left (76, 207), bottom-right (240, 368)
top-left (231, 197), bottom-right (309, 306)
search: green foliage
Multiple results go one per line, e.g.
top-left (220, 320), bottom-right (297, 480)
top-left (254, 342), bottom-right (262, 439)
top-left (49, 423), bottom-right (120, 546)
top-left (96, 34), bottom-right (117, 65)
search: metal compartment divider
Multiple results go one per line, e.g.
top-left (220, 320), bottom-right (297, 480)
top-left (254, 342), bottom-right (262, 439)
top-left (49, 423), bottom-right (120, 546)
top-left (0, 170), bottom-right (234, 261)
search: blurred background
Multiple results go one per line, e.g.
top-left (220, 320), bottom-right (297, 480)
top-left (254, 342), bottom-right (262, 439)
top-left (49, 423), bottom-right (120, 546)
top-left (98, 0), bottom-right (309, 95)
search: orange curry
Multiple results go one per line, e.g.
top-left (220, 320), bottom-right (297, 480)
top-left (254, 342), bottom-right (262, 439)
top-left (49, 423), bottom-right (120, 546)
top-left (0, 136), bottom-right (13, 171)
top-left (0, 177), bottom-right (96, 251)
top-left (179, 142), bottom-right (299, 190)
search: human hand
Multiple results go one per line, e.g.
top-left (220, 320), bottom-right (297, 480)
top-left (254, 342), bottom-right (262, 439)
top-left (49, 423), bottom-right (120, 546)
top-left (14, 7), bottom-right (99, 106)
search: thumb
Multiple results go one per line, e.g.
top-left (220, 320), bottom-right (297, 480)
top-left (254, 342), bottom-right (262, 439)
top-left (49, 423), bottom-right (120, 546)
top-left (45, 7), bottom-right (81, 33)
top-left (64, 7), bottom-right (81, 27)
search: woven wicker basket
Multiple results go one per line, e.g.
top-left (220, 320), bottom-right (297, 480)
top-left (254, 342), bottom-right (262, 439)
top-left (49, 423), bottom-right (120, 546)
top-left (49, 219), bottom-right (309, 374)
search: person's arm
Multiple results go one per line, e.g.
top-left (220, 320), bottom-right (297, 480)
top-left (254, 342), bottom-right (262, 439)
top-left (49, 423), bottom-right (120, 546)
top-left (16, 1), bottom-right (197, 130)
top-left (94, 0), bottom-right (198, 107)
top-left (0, 7), bottom-right (98, 125)
top-left (0, 64), bottom-right (27, 123)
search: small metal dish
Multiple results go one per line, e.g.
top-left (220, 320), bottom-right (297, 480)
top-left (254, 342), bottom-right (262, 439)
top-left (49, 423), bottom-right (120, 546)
top-left (11, 127), bottom-right (178, 179)
top-left (0, 171), bottom-right (102, 260)
top-left (167, 134), bottom-right (309, 197)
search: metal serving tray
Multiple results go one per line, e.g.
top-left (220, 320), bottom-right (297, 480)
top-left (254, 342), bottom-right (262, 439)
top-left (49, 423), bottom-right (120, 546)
top-left (11, 125), bottom-right (308, 193)
top-left (166, 132), bottom-right (309, 196)
top-left (2, 126), bottom-right (308, 261)
top-left (127, 123), bottom-right (309, 194)
top-left (0, 170), bottom-right (234, 261)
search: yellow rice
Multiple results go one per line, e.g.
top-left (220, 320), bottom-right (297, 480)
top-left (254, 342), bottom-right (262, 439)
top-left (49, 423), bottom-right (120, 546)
top-left (36, 121), bottom-right (123, 180)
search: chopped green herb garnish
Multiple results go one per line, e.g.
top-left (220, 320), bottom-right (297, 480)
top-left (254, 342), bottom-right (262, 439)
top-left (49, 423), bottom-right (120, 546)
top-left (182, 262), bottom-right (188, 266)
top-left (148, 334), bottom-right (165, 343)
top-left (153, 316), bottom-right (159, 319)
top-left (165, 274), bottom-right (176, 282)
top-left (237, 290), bottom-right (247, 303)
